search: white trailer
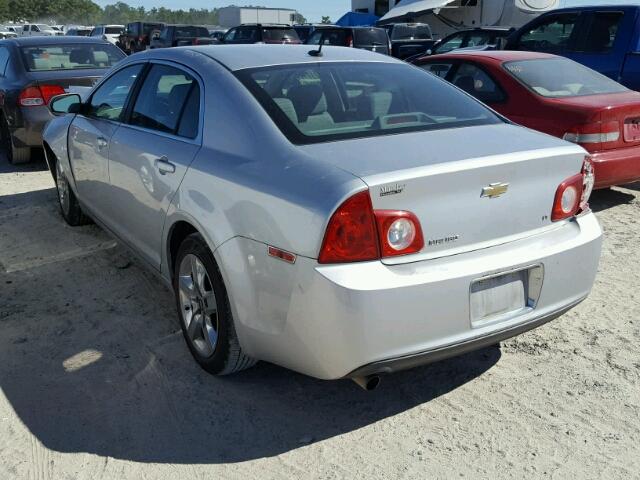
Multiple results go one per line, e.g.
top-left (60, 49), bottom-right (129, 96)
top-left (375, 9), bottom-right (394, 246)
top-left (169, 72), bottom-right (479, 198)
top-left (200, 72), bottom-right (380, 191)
top-left (218, 7), bottom-right (298, 28)
top-left (353, 0), bottom-right (561, 39)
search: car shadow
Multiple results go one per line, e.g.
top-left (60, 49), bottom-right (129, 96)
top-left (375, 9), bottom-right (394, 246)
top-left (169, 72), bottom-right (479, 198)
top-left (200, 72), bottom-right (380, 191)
top-left (589, 187), bottom-right (636, 212)
top-left (0, 186), bottom-right (502, 465)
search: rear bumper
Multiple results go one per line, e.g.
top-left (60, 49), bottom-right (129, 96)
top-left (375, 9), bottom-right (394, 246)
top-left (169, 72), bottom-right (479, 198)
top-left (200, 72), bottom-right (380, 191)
top-left (591, 145), bottom-right (640, 188)
top-left (223, 212), bottom-right (602, 380)
top-left (11, 106), bottom-right (54, 148)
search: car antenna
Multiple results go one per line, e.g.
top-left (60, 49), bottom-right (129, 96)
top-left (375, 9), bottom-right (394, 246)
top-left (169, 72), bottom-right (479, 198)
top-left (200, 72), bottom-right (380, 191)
top-left (308, 32), bottom-right (325, 57)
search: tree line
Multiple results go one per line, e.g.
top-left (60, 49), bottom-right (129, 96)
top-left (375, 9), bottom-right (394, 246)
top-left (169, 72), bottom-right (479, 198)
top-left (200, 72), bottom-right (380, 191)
top-left (0, 1), bottom-right (306, 27)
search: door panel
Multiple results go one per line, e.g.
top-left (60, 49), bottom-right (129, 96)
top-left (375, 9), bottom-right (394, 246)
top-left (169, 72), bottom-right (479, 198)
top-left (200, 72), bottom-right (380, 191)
top-left (106, 63), bottom-right (201, 268)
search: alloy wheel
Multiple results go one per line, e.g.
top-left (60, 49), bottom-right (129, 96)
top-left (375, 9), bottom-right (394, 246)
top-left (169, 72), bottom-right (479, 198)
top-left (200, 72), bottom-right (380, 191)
top-left (178, 254), bottom-right (219, 358)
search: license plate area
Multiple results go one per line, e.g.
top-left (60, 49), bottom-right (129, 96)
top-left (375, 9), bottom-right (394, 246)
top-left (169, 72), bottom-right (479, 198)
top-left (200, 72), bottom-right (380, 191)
top-left (470, 265), bottom-right (543, 328)
top-left (624, 118), bottom-right (640, 142)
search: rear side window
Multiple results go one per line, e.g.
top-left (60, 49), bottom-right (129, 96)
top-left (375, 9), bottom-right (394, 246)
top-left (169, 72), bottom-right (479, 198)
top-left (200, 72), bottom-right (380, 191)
top-left (88, 64), bottom-right (143, 121)
top-left (20, 44), bottom-right (125, 71)
top-left (353, 28), bottom-right (389, 46)
top-left (130, 64), bottom-right (199, 137)
top-left (105, 27), bottom-right (123, 35)
top-left (236, 62), bottom-right (502, 145)
top-left (579, 12), bottom-right (623, 53)
top-left (434, 33), bottom-right (465, 54)
top-left (450, 62), bottom-right (507, 104)
top-left (262, 28), bottom-right (300, 43)
top-left (515, 13), bottom-right (579, 53)
top-left (307, 29), bottom-right (349, 46)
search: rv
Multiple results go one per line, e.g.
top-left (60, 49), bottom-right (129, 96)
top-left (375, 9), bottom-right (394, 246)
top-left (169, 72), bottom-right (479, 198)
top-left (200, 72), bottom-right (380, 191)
top-left (352, 0), bottom-right (561, 39)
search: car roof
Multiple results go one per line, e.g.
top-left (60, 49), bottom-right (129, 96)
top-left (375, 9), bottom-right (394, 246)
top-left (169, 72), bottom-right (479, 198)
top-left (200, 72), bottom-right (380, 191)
top-left (0, 36), bottom-right (112, 46)
top-left (183, 44), bottom-right (402, 71)
top-left (423, 50), bottom-right (557, 62)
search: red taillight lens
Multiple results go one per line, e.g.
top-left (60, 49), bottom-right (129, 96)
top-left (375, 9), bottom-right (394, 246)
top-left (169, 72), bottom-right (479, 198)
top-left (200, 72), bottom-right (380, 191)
top-left (551, 173), bottom-right (583, 221)
top-left (318, 191), bottom-right (424, 264)
top-left (375, 210), bottom-right (424, 257)
top-left (318, 191), bottom-right (380, 264)
top-left (19, 85), bottom-right (65, 107)
top-left (563, 121), bottom-right (620, 149)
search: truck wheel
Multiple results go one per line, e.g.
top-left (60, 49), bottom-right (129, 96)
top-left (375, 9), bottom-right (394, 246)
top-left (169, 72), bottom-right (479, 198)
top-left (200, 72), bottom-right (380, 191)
top-left (1, 116), bottom-right (31, 165)
top-left (174, 233), bottom-right (257, 375)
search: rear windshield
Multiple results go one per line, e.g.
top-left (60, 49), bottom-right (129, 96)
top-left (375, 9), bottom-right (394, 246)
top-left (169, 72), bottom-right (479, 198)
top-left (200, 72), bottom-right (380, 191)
top-left (21, 44), bottom-right (125, 72)
top-left (236, 62), bottom-right (502, 145)
top-left (105, 27), bottom-right (123, 34)
top-left (262, 28), bottom-right (300, 42)
top-left (391, 24), bottom-right (432, 40)
top-left (307, 29), bottom-right (349, 46)
top-left (504, 57), bottom-right (628, 98)
top-left (354, 28), bottom-right (389, 46)
top-left (175, 26), bottom-right (209, 37)
top-left (143, 24), bottom-right (164, 35)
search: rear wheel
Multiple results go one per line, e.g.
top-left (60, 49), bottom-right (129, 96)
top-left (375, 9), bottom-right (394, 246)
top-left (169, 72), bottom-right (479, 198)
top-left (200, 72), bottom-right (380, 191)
top-left (55, 159), bottom-right (89, 226)
top-left (1, 116), bottom-right (31, 165)
top-left (174, 233), bottom-right (256, 375)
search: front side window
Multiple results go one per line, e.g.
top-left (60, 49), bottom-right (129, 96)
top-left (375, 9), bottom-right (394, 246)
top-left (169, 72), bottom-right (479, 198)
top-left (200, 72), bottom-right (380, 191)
top-left (418, 61), bottom-right (454, 79)
top-left (434, 33), bottom-right (465, 54)
top-left (88, 64), bottom-right (143, 121)
top-left (21, 44), bottom-right (125, 71)
top-left (515, 13), bottom-right (579, 53)
top-left (504, 57), bottom-right (628, 98)
top-left (450, 62), bottom-right (507, 103)
top-left (129, 64), bottom-right (199, 137)
top-left (236, 62), bottom-right (502, 145)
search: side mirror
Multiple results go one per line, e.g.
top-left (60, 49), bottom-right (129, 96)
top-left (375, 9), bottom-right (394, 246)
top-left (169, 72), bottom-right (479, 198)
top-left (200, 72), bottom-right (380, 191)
top-left (426, 49), bottom-right (432, 55)
top-left (49, 93), bottom-right (82, 115)
top-left (152, 32), bottom-right (160, 39)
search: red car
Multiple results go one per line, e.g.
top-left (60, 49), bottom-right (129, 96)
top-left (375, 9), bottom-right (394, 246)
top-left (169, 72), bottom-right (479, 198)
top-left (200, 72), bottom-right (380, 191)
top-left (412, 51), bottom-right (640, 189)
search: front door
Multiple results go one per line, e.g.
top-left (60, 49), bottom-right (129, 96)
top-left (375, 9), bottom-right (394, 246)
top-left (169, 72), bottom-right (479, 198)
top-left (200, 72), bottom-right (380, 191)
top-left (69, 63), bottom-right (144, 223)
top-left (107, 63), bottom-right (202, 268)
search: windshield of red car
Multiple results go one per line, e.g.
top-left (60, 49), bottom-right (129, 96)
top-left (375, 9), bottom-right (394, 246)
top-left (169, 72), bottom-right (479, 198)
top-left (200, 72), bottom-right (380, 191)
top-left (504, 57), bottom-right (628, 98)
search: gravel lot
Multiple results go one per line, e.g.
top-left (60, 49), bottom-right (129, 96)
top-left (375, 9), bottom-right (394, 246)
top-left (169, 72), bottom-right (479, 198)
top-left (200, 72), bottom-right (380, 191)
top-left (0, 156), bottom-right (638, 480)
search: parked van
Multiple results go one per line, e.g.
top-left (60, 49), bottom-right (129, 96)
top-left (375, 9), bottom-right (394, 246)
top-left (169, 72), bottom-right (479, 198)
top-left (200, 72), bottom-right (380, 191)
top-left (506, 5), bottom-right (640, 90)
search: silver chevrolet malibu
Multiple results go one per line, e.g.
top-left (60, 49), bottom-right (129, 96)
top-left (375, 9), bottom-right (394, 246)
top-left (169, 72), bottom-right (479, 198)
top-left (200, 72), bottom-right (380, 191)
top-left (42, 45), bottom-right (602, 389)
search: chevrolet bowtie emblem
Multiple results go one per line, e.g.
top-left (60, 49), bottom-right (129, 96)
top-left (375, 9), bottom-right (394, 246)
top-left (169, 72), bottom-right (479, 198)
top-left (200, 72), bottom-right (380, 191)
top-left (481, 182), bottom-right (509, 199)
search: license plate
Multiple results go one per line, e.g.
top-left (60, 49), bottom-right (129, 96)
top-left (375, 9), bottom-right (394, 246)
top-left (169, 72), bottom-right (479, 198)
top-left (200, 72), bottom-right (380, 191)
top-left (470, 270), bottom-right (528, 327)
top-left (624, 118), bottom-right (640, 142)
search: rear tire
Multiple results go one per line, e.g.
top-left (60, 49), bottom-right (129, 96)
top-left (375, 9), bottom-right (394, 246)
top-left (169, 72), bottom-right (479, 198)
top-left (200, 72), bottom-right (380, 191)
top-left (1, 115), bottom-right (31, 165)
top-left (174, 233), bottom-right (256, 375)
top-left (55, 158), bottom-right (90, 226)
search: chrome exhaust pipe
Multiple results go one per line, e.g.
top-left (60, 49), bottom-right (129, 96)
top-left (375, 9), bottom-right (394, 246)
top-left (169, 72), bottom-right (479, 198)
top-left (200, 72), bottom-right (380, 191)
top-left (352, 375), bottom-right (381, 391)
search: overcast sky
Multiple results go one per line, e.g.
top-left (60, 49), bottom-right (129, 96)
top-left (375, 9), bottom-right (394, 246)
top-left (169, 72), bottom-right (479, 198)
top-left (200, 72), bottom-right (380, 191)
top-left (95, 0), bottom-right (351, 23)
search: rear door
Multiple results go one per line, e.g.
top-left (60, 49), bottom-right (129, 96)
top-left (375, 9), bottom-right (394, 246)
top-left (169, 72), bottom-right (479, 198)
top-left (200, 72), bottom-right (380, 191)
top-left (107, 62), bottom-right (202, 268)
top-left (68, 63), bottom-right (143, 223)
top-left (570, 10), bottom-right (632, 82)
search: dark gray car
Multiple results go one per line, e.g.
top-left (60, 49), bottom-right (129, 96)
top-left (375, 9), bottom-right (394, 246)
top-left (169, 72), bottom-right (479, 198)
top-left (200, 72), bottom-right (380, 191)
top-left (0, 36), bottom-right (125, 164)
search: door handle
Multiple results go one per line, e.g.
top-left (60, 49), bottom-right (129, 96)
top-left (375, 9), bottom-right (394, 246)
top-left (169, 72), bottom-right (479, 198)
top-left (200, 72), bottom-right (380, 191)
top-left (96, 137), bottom-right (108, 150)
top-left (155, 156), bottom-right (176, 175)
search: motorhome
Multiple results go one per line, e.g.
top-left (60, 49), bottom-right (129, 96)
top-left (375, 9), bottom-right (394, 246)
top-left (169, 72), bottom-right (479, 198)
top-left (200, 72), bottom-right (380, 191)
top-left (352, 0), bottom-right (561, 39)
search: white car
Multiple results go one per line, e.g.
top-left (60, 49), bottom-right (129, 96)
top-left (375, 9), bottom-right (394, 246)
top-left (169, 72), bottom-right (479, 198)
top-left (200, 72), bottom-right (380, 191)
top-left (20, 24), bottom-right (62, 37)
top-left (90, 25), bottom-right (124, 45)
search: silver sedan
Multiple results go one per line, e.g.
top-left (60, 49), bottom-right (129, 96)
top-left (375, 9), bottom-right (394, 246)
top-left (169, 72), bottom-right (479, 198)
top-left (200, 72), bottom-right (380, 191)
top-left (42, 45), bottom-right (602, 389)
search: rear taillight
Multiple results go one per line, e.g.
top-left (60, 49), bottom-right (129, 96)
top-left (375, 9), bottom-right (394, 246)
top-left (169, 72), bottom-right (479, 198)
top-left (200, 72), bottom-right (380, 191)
top-left (375, 210), bottom-right (424, 257)
top-left (18, 85), bottom-right (65, 107)
top-left (563, 121), bottom-right (620, 148)
top-left (318, 190), bottom-right (424, 264)
top-left (551, 156), bottom-right (594, 222)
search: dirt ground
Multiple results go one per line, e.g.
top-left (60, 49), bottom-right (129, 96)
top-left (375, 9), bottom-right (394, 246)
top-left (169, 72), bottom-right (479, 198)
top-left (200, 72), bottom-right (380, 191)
top-left (0, 155), bottom-right (638, 480)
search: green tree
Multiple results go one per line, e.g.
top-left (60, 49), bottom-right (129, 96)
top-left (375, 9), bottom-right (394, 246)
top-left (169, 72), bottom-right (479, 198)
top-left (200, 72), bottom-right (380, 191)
top-left (321, 16), bottom-right (332, 24)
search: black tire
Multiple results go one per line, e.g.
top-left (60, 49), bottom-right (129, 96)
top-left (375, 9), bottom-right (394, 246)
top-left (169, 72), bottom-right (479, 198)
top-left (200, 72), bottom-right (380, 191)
top-left (174, 233), bottom-right (256, 375)
top-left (1, 115), bottom-right (31, 165)
top-left (54, 157), bottom-right (90, 226)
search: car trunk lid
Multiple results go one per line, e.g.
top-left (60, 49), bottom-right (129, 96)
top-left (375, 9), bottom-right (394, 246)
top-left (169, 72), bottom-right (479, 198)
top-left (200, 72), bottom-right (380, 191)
top-left (298, 124), bottom-right (587, 263)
